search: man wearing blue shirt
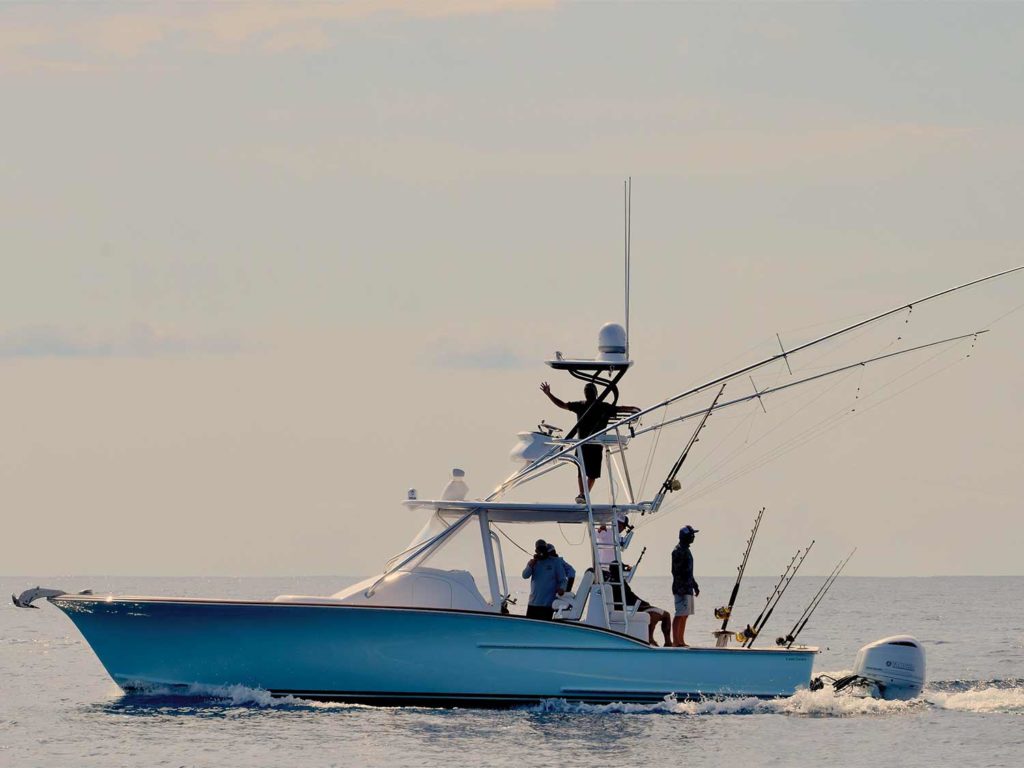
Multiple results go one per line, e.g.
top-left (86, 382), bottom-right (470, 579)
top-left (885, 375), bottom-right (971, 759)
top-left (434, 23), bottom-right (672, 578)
top-left (522, 539), bottom-right (568, 620)
top-left (546, 543), bottom-right (576, 591)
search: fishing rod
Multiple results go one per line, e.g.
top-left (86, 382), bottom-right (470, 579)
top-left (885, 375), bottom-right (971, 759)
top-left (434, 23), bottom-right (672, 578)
top-left (777, 554), bottom-right (844, 645)
top-left (715, 507), bottom-right (765, 632)
top-left (736, 548), bottom-right (799, 646)
top-left (779, 547), bottom-right (856, 648)
top-left (650, 384), bottom-right (726, 513)
top-left (625, 546), bottom-right (646, 583)
top-left (743, 540), bottom-right (814, 648)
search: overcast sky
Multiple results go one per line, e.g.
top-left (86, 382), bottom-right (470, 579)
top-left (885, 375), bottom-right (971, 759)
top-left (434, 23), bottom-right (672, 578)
top-left (2, 1), bottom-right (1022, 580)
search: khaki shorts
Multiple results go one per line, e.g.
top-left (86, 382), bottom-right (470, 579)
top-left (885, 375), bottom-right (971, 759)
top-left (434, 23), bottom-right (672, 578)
top-left (674, 594), bottom-right (694, 616)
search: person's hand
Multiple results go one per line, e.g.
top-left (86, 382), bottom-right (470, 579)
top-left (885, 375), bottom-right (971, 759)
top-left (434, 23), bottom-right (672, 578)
top-left (694, 587), bottom-right (700, 597)
top-left (623, 564), bottom-right (632, 572)
top-left (540, 382), bottom-right (551, 395)
top-left (556, 588), bottom-right (565, 596)
top-left (528, 558), bottom-right (536, 567)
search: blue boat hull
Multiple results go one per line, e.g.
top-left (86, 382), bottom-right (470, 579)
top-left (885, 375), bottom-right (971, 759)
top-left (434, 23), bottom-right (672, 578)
top-left (53, 596), bottom-right (816, 706)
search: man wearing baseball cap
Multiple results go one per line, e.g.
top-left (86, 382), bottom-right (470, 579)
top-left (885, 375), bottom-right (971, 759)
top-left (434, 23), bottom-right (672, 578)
top-left (522, 539), bottom-right (568, 620)
top-left (671, 525), bottom-right (700, 646)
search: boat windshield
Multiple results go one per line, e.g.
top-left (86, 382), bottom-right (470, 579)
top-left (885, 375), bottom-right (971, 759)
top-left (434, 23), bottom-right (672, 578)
top-left (400, 512), bottom-right (496, 606)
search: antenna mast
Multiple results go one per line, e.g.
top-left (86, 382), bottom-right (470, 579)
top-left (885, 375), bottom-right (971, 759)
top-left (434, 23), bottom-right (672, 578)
top-left (624, 176), bottom-right (631, 359)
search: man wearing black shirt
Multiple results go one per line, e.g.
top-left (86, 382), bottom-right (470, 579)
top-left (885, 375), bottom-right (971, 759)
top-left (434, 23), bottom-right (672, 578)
top-left (540, 381), bottom-right (639, 503)
top-left (608, 563), bottom-right (672, 646)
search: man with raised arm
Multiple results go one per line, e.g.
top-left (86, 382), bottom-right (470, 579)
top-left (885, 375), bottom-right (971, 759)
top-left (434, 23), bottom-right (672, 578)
top-left (540, 381), bottom-right (639, 503)
top-left (672, 525), bottom-right (700, 647)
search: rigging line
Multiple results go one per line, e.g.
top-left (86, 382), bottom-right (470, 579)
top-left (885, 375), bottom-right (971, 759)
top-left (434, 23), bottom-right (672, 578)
top-left (688, 399), bottom-right (864, 503)
top-left (846, 354), bottom-right (969, 422)
top-left (638, 403), bottom-right (671, 499)
top-left (681, 367), bottom-right (859, 492)
top-left (653, 336), bottom-right (971, 515)
top-left (492, 524), bottom-right (531, 556)
top-left (681, 344), bottom-right (971, 507)
top-left (628, 329), bottom-right (985, 440)
top-left (682, 372), bottom-right (856, 495)
top-left (690, 365), bottom-right (856, 486)
top-left (794, 309), bottom-right (907, 374)
top-left (557, 521), bottom-right (587, 547)
top-left (675, 370), bottom-right (877, 509)
top-left (682, 397), bottom-right (759, 477)
top-left (982, 297), bottom-right (1024, 328)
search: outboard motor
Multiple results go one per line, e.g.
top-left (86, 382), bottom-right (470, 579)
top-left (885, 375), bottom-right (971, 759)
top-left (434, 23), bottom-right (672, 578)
top-left (811, 635), bottom-right (926, 700)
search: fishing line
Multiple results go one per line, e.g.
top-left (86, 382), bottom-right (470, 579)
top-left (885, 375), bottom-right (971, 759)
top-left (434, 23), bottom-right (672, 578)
top-left (676, 338), bottom-right (972, 507)
top-left (638, 402), bottom-right (671, 499)
top-left (681, 367), bottom-right (859, 493)
top-left (689, 334), bottom-right (967, 498)
top-left (982, 298), bottom-right (1024, 329)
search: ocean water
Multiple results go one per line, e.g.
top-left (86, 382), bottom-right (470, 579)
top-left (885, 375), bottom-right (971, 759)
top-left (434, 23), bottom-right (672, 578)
top-left (2, 575), bottom-right (1022, 767)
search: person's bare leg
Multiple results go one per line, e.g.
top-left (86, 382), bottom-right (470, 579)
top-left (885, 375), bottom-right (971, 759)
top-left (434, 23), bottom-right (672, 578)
top-left (660, 611), bottom-right (672, 645)
top-left (673, 615), bottom-right (689, 647)
top-left (577, 475), bottom-right (585, 497)
top-left (647, 613), bottom-right (658, 645)
top-left (587, 477), bottom-right (597, 492)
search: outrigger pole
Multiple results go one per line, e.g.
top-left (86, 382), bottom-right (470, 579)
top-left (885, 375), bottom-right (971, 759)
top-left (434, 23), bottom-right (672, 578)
top-left (649, 383), bottom-right (726, 514)
top-left (498, 265), bottom-right (1022, 494)
top-left (716, 507), bottom-right (766, 632)
top-left (630, 330), bottom-right (987, 439)
top-left (779, 547), bottom-right (856, 648)
top-left (741, 540), bottom-right (814, 648)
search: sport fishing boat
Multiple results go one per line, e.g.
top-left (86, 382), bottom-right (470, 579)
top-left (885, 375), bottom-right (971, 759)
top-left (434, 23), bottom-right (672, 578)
top-left (13, 207), bottom-right (1022, 705)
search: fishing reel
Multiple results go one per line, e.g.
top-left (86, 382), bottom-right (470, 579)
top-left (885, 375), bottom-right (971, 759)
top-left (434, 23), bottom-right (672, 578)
top-left (714, 605), bottom-right (732, 621)
top-left (734, 624), bottom-right (757, 644)
top-left (775, 634), bottom-right (795, 647)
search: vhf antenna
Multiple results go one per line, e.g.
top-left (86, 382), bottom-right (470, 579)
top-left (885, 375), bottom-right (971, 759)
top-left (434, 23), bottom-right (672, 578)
top-left (624, 176), bottom-right (631, 359)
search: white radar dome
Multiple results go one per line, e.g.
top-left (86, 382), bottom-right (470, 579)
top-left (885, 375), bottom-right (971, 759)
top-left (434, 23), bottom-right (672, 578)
top-left (597, 323), bottom-right (628, 363)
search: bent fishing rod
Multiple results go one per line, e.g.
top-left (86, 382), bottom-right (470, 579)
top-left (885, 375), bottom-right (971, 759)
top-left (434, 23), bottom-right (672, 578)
top-left (780, 548), bottom-right (856, 648)
top-left (715, 506), bottom-right (765, 632)
top-left (496, 261), bottom-right (1020, 496)
top-left (743, 540), bottom-right (814, 648)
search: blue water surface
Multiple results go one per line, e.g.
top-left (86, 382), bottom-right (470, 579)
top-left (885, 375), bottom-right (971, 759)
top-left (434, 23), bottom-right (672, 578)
top-left (2, 575), bottom-right (1022, 767)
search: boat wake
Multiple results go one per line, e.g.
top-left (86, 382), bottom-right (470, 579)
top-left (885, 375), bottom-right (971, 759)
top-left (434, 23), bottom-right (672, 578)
top-left (101, 678), bottom-right (1024, 717)
top-left (528, 679), bottom-right (1024, 718)
top-left (107, 682), bottom-right (370, 712)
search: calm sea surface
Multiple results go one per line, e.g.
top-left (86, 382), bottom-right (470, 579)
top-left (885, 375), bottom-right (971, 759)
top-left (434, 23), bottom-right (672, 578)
top-left (2, 575), bottom-right (1022, 767)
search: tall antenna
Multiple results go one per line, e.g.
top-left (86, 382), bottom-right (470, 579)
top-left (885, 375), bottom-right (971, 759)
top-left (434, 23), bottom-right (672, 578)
top-left (624, 176), bottom-right (632, 358)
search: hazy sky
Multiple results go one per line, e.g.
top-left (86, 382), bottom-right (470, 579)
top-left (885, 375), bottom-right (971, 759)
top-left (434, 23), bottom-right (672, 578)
top-left (2, 2), bottom-right (1023, 580)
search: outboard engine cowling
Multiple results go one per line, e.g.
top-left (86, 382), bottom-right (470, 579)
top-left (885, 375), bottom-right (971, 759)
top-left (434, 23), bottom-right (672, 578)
top-left (850, 635), bottom-right (926, 700)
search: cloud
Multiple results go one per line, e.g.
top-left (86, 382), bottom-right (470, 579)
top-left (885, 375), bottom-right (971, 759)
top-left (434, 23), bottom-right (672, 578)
top-left (0, 323), bottom-right (243, 359)
top-left (228, 119), bottom-right (973, 183)
top-left (0, 1), bottom-right (556, 72)
top-left (427, 338), bottom-right (530, 369)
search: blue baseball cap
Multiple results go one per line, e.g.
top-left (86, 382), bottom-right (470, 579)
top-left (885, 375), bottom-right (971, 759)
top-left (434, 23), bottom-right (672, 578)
top-left (679, 525), bottom-right (699, 538)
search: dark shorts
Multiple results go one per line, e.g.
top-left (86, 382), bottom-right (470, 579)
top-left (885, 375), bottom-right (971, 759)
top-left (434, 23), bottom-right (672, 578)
top-left (526, 605), bottom-right (554, 620)
top-left (582, 444), bottom-right (603, 479)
